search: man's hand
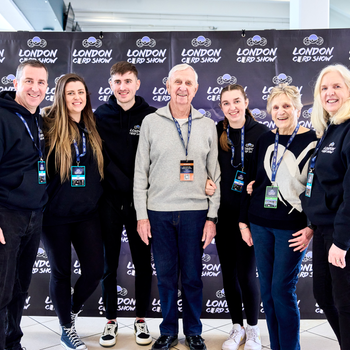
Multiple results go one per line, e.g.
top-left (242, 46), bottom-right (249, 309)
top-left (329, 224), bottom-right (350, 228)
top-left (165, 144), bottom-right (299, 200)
top-left (202, 220), bottom-right (216, 249)
top-left (137, 219), bottom-right (152, 245)
top-left (247, 180), bottom-right (255, 195)
top-left (328, 243), bottom-right (347, 268)
top-left (288, 226), bottom-right (314, 252)
top-left (0, 227), bottom-right (5, 245)
top-left (205, 179), bottom-right (217, 196)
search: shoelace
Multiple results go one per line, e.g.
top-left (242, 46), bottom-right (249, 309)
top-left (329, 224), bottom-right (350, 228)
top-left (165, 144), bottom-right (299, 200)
top-left (63, 326), bottom-right (84, 346)
top-left (135, 322), bottom-right (148, 334)
top-left (246, 328), bottom-right (259, 341)
top-left (229, 328), bottom-right (242, 342)
top-left (187, 335), bottom-right (203, 344)
top-left (103, 323), bottom-right (116, 336)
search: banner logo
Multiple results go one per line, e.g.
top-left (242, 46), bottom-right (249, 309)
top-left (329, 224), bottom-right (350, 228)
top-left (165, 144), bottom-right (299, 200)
top-left (136, 36), bottom-right (156, 48)
top-left (303, 34), bottom-right (324, 46)
top-left (205, 290), bottom-right (228, 314)
top-left (0, 49), bottom-right (5, 63)
top-left (202, 254), bottom-right (221, 277)
top-left (152, 77), bottom-right (170, 102)
top-left (27, 36), bottom-right (47, 48)
top-left (293, 34), bottom-right (333, 63)
top-left (217, 74), bottom-right (237, 85)
top-left (191, 35), bottom-right (211, 47)
top-left (302, 108), bottom-right (312, 119)
top-left (82, 36), bottom-right (102, 48)
top-left (1, 74), bottom-right (15, 85)
top-left (272, 73), bottom-right (292, 85)
top-left (198, 109), bottom-right (212, 119)
top-left (251, 108), bottom-right (266, 120)
top-left (247, 35), bottom-right (267, 46)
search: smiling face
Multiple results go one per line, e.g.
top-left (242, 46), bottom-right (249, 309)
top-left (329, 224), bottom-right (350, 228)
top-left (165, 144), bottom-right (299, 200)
top-left (13, 66), bottom-right (48, 114)
top-left (320, 70), bottom-right (350, 116)
top-left (65, 81), bottom-right (87, 122)
top-left (110, 71), bottom-right (140, 111)
top-left (220, 89), bottom-right (248, 128)
top-left (167, 68), bottom-right (198, 109)
top-left (271, 94), bottom-right (300, 135)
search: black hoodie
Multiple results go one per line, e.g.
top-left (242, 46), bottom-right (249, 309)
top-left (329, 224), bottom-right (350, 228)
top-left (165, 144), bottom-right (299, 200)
top-left (0, 91), bottom-right (48, 210)
top-left (95, 95), bottom-right (156, 209)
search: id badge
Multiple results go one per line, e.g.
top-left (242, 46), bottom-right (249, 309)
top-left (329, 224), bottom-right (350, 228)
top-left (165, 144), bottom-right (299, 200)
top-left (180, 160), bottom-right (194, 181)
top-left (38, 160), bottom-right (46, 184)
top-left (71, 166), bottom-right (86, 187)
top-left (264, 186), bottom-right (278, 208)
top-left (232, 170), bottom-right (246, 192)
top-left (305, 172), bottom-right (314, 198)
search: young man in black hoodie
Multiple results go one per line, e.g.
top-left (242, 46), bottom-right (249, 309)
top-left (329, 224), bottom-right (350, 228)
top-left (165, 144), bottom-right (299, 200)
top-left (0, 60), bottom-right (48, 350)
top-left (95, 61), bottom-right (156, 347)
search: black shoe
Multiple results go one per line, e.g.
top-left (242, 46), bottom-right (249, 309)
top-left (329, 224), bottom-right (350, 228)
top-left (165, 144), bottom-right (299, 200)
top-left (152, 335), bottom-right (178, 349)
top-left (185, 335), bottom-right (207, 350)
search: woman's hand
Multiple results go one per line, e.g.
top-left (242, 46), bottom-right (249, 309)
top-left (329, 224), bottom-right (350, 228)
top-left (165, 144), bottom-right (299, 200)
top-left (205, 178), bottom-right (217, 196)
top-left (247, 180), bottom-right (255, 195)
top-left (288, 226), bottom-right (313, 252)
top-left (328, 244), bottom-right (347, 268)
top-left (239, 222), bottom-right (253, 246)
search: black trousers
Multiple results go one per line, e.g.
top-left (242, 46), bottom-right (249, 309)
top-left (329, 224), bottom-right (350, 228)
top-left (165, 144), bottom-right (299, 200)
top-left (215, 208), bottom-right (260, 326)
top-left (100, 198), bottom-right (152, 320)
top-left (313, 225), bottom-right (350, 350)
top-left (41, 213), bottom-right (103, 326)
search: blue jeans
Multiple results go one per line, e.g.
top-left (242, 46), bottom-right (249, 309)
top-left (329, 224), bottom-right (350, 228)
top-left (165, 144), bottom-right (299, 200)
top-left (148, 210), bottom-right (207, 336)
top-left (250, 223), bottom-right (305, 350)
top-left (0, 207), bottom-right (42, 350)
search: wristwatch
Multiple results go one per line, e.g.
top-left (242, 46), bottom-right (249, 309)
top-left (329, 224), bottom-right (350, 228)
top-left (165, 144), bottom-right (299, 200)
top-left (206, 217), bottom-right (218, 224)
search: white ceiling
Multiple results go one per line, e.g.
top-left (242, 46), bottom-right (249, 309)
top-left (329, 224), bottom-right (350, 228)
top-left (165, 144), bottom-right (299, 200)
top-left (1, 0), bottom-right (350, 32)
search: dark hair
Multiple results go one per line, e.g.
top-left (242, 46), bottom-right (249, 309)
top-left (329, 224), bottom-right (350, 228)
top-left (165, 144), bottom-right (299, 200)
top-left (110, 61), bottom-right (138, 78)
top-left (16, 60), bottom-right (48, 81)
top-left (219, 84), bottom-right (254, 152)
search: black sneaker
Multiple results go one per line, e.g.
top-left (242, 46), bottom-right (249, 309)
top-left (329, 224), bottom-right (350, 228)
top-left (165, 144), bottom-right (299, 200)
top-left (152, 335), bottom-right (178, 349)
top-left (99, 320), bottom-right (118, 347)
top-left (185, 335), bottom-right (207, 350)
top-left (134, 319), bottom-right (152, 345)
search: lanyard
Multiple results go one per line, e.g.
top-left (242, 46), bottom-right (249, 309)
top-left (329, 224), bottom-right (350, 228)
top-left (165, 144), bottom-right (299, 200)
top-left (309, 127), bottom-right (328, 171)
top-left (227, 125), bottom-right (245, 170)
top-left (16, 112), bottom-right (43, 160)
top-left (172, 114), bottom-right (192, 159)
top-left (72, 132), bottom-right (86, 165)
top-left (271, 124), bottom-right (300, 183)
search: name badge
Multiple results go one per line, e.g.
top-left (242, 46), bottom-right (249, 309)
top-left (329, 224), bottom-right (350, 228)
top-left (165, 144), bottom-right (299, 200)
top-left (232, 170), bottom-right (245, 192)
top-left (264, 186), bottom-right (278, 209)
top-left (305, 172), bottom-right (314, 197)
top-left (180, 160), bottom-right (194, 181)
top-left (38, 160), bottom-right (46, 184)
top-left (71, 166), bottom-right (86, 187)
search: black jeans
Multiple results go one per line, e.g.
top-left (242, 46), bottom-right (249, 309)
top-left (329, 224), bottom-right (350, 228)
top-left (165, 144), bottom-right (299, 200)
top-left (41, 213), bottom-right (103, 325)
top-left (100, 198), bottom-right (152, 320)
top-left (0, 206), bottom-right (42, 350)
top-left (313, 225), bottom-right (350, 350)
top-left (216, 210), bottom-right (260, 327)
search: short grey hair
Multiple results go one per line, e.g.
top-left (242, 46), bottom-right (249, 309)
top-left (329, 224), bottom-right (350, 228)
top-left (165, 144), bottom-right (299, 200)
top-left (168, 64), bottom-right (198, 84)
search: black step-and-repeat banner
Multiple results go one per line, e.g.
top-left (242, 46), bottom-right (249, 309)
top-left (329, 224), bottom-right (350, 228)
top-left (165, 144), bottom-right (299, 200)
top-left (1, 29), bottom-right (345, 319)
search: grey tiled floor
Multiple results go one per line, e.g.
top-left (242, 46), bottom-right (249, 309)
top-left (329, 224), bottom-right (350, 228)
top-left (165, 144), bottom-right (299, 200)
top-left (20, 316), bottom-right (339, 350)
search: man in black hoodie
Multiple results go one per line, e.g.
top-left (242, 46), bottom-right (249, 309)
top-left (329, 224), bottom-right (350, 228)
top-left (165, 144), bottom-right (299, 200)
top-left (0, 60), bottom-right (48, 350)
top-left (95, 61), bottom-right (156, 347)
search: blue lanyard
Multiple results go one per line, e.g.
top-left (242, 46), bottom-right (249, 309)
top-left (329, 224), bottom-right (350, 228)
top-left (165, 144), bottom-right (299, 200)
top-left (172, 114), bottom-right (192, 159)
top-left (73, 132), bottom-right (86, 164)
top-left (309, 127), bottom-right (328, 171)
top-left (227, 125), bottom-right (245, 170)
top-left (271, 124), bottom-right (300, 183)
top-left (16, 112), bottom-right (43, 160)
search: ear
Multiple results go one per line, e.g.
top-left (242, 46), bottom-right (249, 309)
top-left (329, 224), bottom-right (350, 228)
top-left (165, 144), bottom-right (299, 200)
top-left (136, 79), bottom-right (141, 91)
top-left (245, 98), bottom-right (249, 109)
top-left (166, 80), bottom-right (170, 94)
top-left (13, 78), bottom-right (18, 91)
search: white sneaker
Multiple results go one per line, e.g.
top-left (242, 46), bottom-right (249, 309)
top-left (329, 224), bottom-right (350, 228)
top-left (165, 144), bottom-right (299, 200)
top-left (244, 325), bottom-right (261, 350)
top-left (134, 319), bottom-right (152, 345)
top-left (222, 324), bottom-right (246, 350)
top-left (99, 321), bottom-right (118, 347)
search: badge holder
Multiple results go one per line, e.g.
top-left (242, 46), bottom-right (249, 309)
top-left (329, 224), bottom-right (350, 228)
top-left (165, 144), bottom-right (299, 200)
top-left (264, 186), bottom-right (279, 208)
top-left (305, 172), bottom-right (314, 197)
top-left (231, 170), bottom-right (245, 192)
top-left (180, 160), bottom-right (194, 181)
top-left (71, 166), bottom-right (86, 187)
top-left (38, 160), bottom-right (46, 184)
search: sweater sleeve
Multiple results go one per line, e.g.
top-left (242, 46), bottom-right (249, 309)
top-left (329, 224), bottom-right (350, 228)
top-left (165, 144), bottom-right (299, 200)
top-left (133, 117), bottom-right (151, 220)
top-left (207, 123), bottom-right (221, 218)
top-left (333, 133), bottom-right (350, 251)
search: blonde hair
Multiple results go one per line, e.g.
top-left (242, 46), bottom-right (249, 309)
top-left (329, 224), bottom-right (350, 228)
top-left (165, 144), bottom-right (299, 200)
top-left (43, 74), bottom-right (103, 182)
top-left (266, 84), bottom-right (303, 114)
top-left (219, 84), bottom-right (254, 152)
top-left (311, 64), bottom-right (350, 137)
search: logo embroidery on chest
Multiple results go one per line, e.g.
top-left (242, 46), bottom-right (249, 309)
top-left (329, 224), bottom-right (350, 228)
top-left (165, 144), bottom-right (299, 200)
top-left (129, 125), bottom-right (141, 136)
top-left (321, 142), bottom-right (336, 154)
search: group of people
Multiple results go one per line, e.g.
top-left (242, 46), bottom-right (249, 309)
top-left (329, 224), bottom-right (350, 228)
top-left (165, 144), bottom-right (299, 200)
top-left (0, 58), bottom-right (349, 350)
